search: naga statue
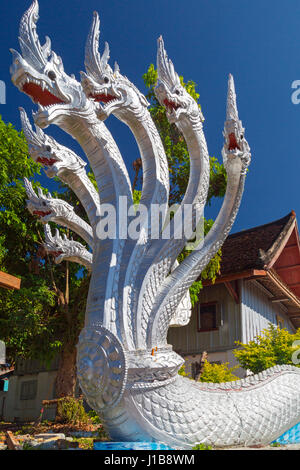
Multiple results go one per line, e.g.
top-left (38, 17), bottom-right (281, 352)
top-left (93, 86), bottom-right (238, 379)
top-left (10, 1), bottom-right (300, 448)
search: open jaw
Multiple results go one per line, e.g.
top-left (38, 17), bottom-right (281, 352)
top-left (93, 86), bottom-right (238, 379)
top-left (228, 132), bottom-right (241, 151)
top-left (19, 75), bottom-right (65, 107)
top-left (163, 98), bottom-right (180, 113)
top-left (89, 92), bottom-right (119, 108)
top-left (49, 250), bottom-right (63, 259)
top-left (33, 210), bottom-right (52, 217)
top-left (36, 156), bottom-right (57, 166)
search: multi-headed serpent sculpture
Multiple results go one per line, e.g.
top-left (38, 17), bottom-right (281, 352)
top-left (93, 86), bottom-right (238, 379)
top-left (10, 1), bottom-right (300, 448)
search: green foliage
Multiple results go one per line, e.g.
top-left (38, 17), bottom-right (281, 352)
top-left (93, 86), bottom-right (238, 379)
top-left (178, 361), bottom-right (239, 383)
top-left (0, 116), bottom-right (89, 376)
top-left (72, 437), bottom-right (94, 450)
top-left (87, 409), bottom-right (101, 425)
top-left (234, 324), bottom-right (300, 374)
top-left (192, 443), bottom-right (212, 450)
top-left (199, 361), bottom-right (239, 383)
top-left (56, 397), bottom-right (89, 424)
top-left (132, 189), bottom-right (142, 207)
top-left (178, 364), bottom-right (192, 379)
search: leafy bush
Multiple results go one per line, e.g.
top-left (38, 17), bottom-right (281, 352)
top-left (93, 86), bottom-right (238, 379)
top-left (56, 397), bottom-right (89, 424)
top-left (199, 361), bottom-right (239, 383)
top-left (192, 443), bottom-right (212, 450)
top-left (234, 324), bottom-right (300, 374)
top-left (178, 361), bottom-right (239, 383)
top-left (87, 409), bottom-right (101, 425)
top-left (178, 364), bottom-right (192, 378)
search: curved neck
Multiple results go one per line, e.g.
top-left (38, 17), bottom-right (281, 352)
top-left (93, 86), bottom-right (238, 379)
top-left (52, 212), bottom-right (93, 248)
top-left (64, 252), bottom-right (92, 272)
top-left (55, 110), bottom-right (132, 338)
top-left (149, 163), bottom-right (246, 348)
top-left (135, 112), bottom-right (210, 350)
top-left (116, 106), bottom-right (169, 215)
top-left (59, 168), bottom-right (100, 230)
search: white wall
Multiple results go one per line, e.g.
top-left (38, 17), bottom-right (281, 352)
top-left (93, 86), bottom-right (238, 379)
top-left (241, 279), bottom-right (294, 344)
top-left (3, 371), bottom-right (57, 422)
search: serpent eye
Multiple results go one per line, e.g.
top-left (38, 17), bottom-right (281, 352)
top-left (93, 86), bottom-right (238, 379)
top-left (240, 135), bottom-right (244, 140)
top-left (48, 71), bottom-right (56, 81)
top-left (46, 145), bottom-right (51, 152)
top-left (175, 90), bottom-right (180, 95)
top-left (103, 77), bottom-right (109, 84)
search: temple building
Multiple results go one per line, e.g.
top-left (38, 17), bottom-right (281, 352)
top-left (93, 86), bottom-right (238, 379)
top-left (168, 211), bottom-right (300, 378)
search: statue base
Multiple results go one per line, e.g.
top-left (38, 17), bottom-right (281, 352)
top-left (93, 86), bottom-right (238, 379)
top-left (93, 441), bottom-right (174, 450)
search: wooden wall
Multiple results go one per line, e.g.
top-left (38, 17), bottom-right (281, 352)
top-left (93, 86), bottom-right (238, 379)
top-left (167, 282), bottom-right (241, 355)
top-left (240, 280), bottom-right (295, 344)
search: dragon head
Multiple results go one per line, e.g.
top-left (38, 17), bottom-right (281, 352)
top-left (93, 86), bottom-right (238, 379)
top-left (81, 12), bottom-right (149, 121)
top-left (24, 178), bottom-right (75, 223)
top-left (10, 1), bottom-right (90, 129)
top-left (20, 107), bottom-right (86, 178)
top-left (155, 36), bottom-right (203, 125)
top-left (221, 74), bottom-right (251, 175)
top-left (43, 224), bottom-right (91, 270)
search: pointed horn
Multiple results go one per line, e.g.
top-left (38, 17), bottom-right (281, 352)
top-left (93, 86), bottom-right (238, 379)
top-left (85, 11), bottom-right (102, 79)
top-left (85, 11), bottom-right (112, 79)
top-left (18, 0), bottom-right (50, 70)
top-left (37, 186), bottom-right (47, 200)
top-left (114, 61), bottom-right (120, 73)
top-left (100, 41), bottom-right (110, 70)
top-left (44, 224), bottom-right (53, 242)
top-left (24, 177), bottom-right (37, 199)
top-left (54, 228), bottom-right (61, 242)
top-left (20, 107), bottom-right (43, 147)
top-left (156, 36), bottom-right (180, 88)
top-left (226, 74), bottom-right (239, 121)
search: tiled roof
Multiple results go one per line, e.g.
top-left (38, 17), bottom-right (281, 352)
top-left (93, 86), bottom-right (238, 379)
top-left (219, 212), bottom-right (296, 275)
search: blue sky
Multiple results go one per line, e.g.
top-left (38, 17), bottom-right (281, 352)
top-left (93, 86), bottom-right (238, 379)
top-left (1, 0), bottom-right (300, 234)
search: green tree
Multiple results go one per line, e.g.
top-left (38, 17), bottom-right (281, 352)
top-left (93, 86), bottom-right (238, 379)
top-left (0, 116), bottom-right (89, 397)
top-left (142, 65), bottom-right (226, 304)
top-left (234, 324), bottom-right (300, 374)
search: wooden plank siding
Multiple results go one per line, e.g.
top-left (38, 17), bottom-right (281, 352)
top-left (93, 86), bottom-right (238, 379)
top-left (240, 279), bottom-right (295, 344)
top-left (167, 282), bottom-right (241, 354)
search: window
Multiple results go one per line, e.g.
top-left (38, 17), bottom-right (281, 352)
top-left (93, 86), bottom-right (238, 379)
top-left (20, 380), bottom-right (37, 400)
top-left (197, 302), bottom-right (220, 332)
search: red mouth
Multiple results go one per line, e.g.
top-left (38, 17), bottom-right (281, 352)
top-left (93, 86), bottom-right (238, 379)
top-left (36, 157), bottom-right (57, 166)
top-left (228, 133), bottom-right (241, 151)
top-left (23, 82), bottom-right (64, 107)
top-left (90, 93), bottom-right (116, 104)
top-left (33, 210), bottom-right (52, 217)
top-left (50, 251), bottom-right (63, 258)
top-left (163, 98), bottom-right (180, 112)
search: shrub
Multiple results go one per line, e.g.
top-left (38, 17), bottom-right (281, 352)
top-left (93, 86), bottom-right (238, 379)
top-left (87, 409), bottom-right (101, 425)
top-left (192, 443), bottom-right (212, 450)
top-left (234, 324), bottom-right (300, 374)
top-left (199, 361), bottom-right (239, 383)
top-left (178, 361), bottom-right (239, 383)
top-left (178, 364), bottom-right (192, 379)
top-left (56, 397), bottom-right (89, 424)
